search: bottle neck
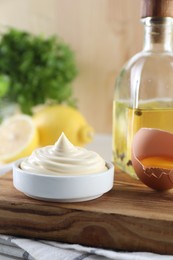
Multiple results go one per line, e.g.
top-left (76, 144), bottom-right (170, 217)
top-left (142, 17), bottom-right (173, 52)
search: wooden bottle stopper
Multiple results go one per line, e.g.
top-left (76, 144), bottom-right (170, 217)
top-left (141, 0), bottom-right (173, 18)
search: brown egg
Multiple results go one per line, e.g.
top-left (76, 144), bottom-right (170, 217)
top-left (131, 128), bottom-right (173, 191)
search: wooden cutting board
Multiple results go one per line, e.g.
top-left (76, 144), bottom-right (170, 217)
top-left (0, 171), bottom-right (173, 255)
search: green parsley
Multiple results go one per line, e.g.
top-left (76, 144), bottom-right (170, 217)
top-left (0, 28), bottom-right (78, 114)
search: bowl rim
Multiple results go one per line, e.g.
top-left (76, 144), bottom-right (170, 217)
top-left (13, 158), bottom-right (114, 179)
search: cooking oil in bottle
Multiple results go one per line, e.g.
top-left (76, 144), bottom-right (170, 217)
top-left (113, 99), bottom-right (173, 177)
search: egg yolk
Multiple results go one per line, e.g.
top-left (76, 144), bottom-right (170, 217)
top-left (141, 156), bottom-right (173, 170)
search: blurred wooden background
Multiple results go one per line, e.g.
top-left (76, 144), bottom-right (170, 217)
top-left (0, 0), bottom-right (143, 133)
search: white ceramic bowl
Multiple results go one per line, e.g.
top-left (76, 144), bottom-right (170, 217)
top-left (13, 160), bottom-right (114, 202)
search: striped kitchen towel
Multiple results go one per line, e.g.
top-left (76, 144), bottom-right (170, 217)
top-left (0, 235), bottom-right (173, 260)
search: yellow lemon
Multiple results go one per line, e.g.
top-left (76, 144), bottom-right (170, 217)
top-left (33, 105), bottom-right (94, 146)
top-left (0, 114), bottom-right (39, 163)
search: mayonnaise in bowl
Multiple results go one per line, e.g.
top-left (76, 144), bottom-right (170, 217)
top-left (20, 133), bottom-right (107, 176)
top-left (13, 133), bottom-right (114, 202)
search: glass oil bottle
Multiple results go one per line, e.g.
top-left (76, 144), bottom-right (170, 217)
top-left (113, 0), bottom-right (173, 177)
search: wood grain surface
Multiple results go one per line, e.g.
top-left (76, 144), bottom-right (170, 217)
top-left (1, 171), bottom-right (173, 255)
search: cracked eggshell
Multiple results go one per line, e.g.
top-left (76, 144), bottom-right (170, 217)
top-left (131, 128), bottom-right (173, 191)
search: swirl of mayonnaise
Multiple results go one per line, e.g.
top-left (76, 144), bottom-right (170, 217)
top-left (20, 133), bottom-right (107, 176)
